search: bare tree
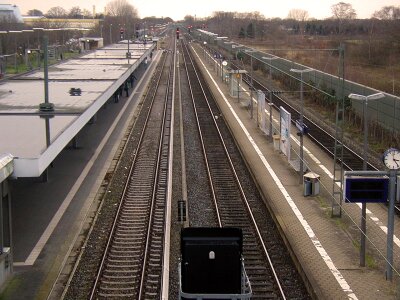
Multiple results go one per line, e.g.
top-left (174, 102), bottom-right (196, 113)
top-left (46, 6), bottom-right (67, 18)
top-left (372, 6), bottom-right (400, 20)
top-left (331, 2), bottom-right (356, 20)
top-left (184, 15), bottom-right (195, 24)
top-left (331, 2), bottom-right (356, 35)
top-left (105, 0), bottom-right (139, 41)
top-left (27, 9), bottom-right (43, 16)
top-left (82, 9), bottom-right (93, 18)
top-left (105, 0), bottom-right (138, 19)
top-left (287, 9), bottom-right (309, 22)
top-left (69, 6), bottom-right (83, 19)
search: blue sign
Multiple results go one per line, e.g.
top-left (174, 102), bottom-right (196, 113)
top-left (295, 120), bottom-right (309, 135)
top-left (345, 177), bottom-right (389, 203)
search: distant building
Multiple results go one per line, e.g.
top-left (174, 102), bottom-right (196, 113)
top-left (0, 4), bottom-right (23, 23)
top-left (23, 17), bottom-right (100, 29)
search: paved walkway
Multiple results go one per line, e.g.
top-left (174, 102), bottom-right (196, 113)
top-left (2, 53), bottom-right (161, 299)
top-left (192, 42), bottom-right (399, 299)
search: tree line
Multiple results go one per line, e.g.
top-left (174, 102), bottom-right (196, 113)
top-left (185, 3), bottom-right (400, 37)
top-left (0, 0), bottom-right (172, 58)
top-left (27, 7), bottom-right (99, 19)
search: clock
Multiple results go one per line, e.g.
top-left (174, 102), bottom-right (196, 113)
top-left (383, 148), bottom-right (400, 170)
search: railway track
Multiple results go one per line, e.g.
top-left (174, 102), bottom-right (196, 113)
top-left (232, 61), bottom-right (379, 172)
top-left (228, 60), bottom-right (400, 216)
top-left (87, 44), bottom-right (174, 299)
top-left (181, 39), bottom-right (310, 299)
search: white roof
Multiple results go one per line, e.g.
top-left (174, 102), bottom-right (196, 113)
top-left (0, 4), bottom-right (23, 23)
top-left (0, 42), bottom-right (154, 177)
top-left (0, 153), bottom-right (13, 182)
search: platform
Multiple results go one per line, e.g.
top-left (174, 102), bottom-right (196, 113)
top-left (0, 42), bottom-right (154, 177)
top-left (191, 42), bottom-right (400, 299)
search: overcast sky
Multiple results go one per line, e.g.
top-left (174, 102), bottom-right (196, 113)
top-left (11, 0), bottom-right (400, 20)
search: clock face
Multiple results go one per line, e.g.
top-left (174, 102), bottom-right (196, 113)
top-left (383, 148), bottom-right (400, 170)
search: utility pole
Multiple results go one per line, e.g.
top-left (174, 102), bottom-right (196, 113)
top-left (348, 92), bottom-right (384, 267)
top-left (290, 68), bottom-right (313, 183)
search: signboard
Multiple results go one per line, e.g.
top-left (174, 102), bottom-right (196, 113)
top-left (344, 176), bottom-right (389, 203)
top-left (279, 107), bottom-right (291, 161)
top-left (257, 91), bottom-right (267, 135)
top-left (295, 120), bottom-right (309, 135)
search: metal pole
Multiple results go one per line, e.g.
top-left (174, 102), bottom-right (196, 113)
top-left (237, 71), bottom-right (240, 103)
top-left (250, 55), bottom-right (253, 119)
top-left (221, 60), bottom-right (223, 82)
top-left (269, 64), bottom-right (273, 140)
top-left (127, 24), bottom-right (130, 57)
top-left (360, 98), bottom-right (368, 267)
top-left (110, 24), bottom-right (112, 44)
top-left (37, 50), bottom-right (40, 69)
top-left (386, 169), bottom-right (396, 280)
top-left (349, 92), bottom-right (384, 267)
top-left (0, 38), bottom-right (2, 76)
top-left (299, 72), bottom-right (304, 184)
top-left (43, 35), bottom-right (49, 104)
top-left (14, 36), bottom-right (17, 72)
top-left (45, 117), bottom-right (50, 147)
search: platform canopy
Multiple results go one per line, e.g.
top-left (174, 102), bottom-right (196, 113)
top-left (0, 42), bottom-right (154, 177)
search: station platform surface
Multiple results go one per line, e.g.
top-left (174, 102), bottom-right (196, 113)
top-left (191, 43), bottom-right (400, 299)
top-left (1, 50), bottom-right (161, 299)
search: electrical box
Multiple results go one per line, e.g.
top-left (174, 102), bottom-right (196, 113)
top-left (181, 227), bottom-right (242, 295)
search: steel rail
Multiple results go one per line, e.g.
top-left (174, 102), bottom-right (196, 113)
top-left (89, 48), bottom-right (170, 299)
top-left (182, 39), bottom-right (287, 300)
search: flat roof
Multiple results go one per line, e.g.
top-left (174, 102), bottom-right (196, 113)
top-left (0, 42), bottom-right (155, 177)
top-left (0, 153), bottom-right (13, 183)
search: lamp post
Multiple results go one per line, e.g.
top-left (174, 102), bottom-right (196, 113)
top-left (33, 28), bottom-right (44, 69)
top-left (9, 31), bottom-right (22, 72)
top-left (109, 24), bottom-right (112, 44)
top-left (245, 50), bottom-right (256, 119)
top-left (348, 92), bottom-right (384, 267)
top-left (262, 56), bottom-right (278, 140)
top-left (143, 21), bottom-right (146, 45)
top-left (221, 60), bottom-right (227, 82)
top-left (290, 68), bottom-right (313, 184)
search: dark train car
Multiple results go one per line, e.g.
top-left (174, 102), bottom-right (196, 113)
top-left (179, 227), bottom-right (252, 299)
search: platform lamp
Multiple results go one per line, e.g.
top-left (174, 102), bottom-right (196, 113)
top-left (262, 55), bottom-right (279, 140)
top-left (348, 92), bottom-right (384, 267)
top-left (39, 34), bottom-right (54, 113)
top-left (9, 30), bottom-right (22, 72)
top-left (290, 68), bottom-right (313, 184)
top-left (221, 60), bottom-right (227, 82)
top-left (245, 49), bottom-right (256, 119)
top-left (33, 28), bottom-right (44, 69)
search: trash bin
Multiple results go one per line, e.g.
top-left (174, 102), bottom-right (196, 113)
top-left (273, 134), bottom-right (280, 151)
top-left (303, 172), bottom-right (320, 196)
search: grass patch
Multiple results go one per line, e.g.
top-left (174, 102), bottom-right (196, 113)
top-left (0, 276), bottom-right (22, 299)
top-left (352, 240), bottom-right (377, 268)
